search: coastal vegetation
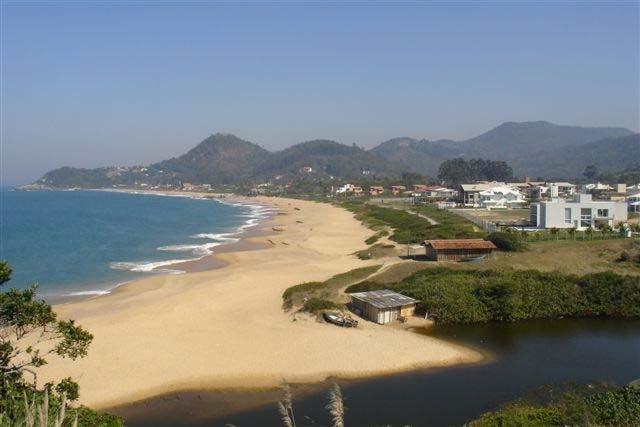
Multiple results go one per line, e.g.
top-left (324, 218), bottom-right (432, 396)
top-left (346, 267), bottom-right (640, 324)
top-left (282, 265), bottom-right (381, 312)
top-left (485, 231), bottom-right (528, 251)
top-left (0, 261), bottom-right (121, 426)
top-left (341, 202), bottom-right (484, 244)
top-left (470, 384), bottom-right (640, 426)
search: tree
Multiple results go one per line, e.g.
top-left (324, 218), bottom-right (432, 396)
top-left (0, 260), bottom-right (93, 419)
top-left (438, 158), bottom-right (513, 186)
top-left (584, 164), bottom-right (599, 181)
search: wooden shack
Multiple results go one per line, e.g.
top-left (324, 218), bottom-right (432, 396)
top-left (423, 239), bottom-right (496, 261)
top-left (350, 289), bottom-right (418, 324)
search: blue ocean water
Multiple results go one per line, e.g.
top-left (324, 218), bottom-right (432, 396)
top-left (0, 190), bottom-right (269, 299)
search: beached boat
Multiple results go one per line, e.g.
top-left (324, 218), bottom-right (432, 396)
top-left (323, 311), bottom-right (358, 328)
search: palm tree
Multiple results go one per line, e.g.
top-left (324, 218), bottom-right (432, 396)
top-left (567, 227), bottom-right (577, 240)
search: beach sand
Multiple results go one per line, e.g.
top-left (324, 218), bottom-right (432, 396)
top-left (37, 196), bottom-right (482, 409)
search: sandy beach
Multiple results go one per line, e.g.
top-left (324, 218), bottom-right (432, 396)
top-left (37, 196), bottom-right (482, 409)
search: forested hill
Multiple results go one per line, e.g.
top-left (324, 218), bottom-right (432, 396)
top-left (370, 121), bottom-right (635, 178)
top-left (31, 122), bottom-right (638, 189)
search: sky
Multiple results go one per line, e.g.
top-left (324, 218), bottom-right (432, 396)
top-left (1, 1), bottom-right (639, 185)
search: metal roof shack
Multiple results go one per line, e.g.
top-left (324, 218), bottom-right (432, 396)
top-left (350, 289), bottom-right (418, 324)
top-left (423, 239), bottom-right (496, 261)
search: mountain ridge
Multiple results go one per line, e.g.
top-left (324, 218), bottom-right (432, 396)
top-left (32, 121), bottom-right (638, 188)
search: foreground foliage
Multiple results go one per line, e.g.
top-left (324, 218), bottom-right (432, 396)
top-left (470, 385), bottom-right (640, 426)
top-left (346, 267), bottom-right (640, 324)
top-left (0, 261), bottom-right (121, 426)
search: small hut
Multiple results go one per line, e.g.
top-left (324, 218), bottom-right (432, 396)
top-left (350, 289), bottom-right (418, 324)
top-left (423, 239), bottom-right (496, 261)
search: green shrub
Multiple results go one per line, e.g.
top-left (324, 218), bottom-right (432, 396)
top-left (486, 231), bottom-right (527, 251)
top-left (282, 281), bottom-right (324, 302)
top-left (302, 298), bottom-right (342, 313)
top-left (386, 267), bottom-right (639, 324)
top-left (470, 386), bottom-right (640, 427)
top-left (365, 234), bottom-right (380, 245)
top-left (470, 403), bottom-right (563, 427)
top-left (67, 406), bottom-right (124, 426)
top-left (345, 281), bottom-right (385, 293)
top-left (585, 387), bottom-right (640, 425)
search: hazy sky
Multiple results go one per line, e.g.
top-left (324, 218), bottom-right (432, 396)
top-left (1, 1), bottom-right (639, 185)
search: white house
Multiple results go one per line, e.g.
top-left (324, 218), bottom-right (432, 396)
top-left (459, 183), bottom-right (502, 206)
top-left (336, 184), bottom-right (355, 194)
top-left (530, 193), bottom-right (628, 230)
top-left (547, 182), bottom-right (576, 198)
top-left (479, 186), bottom-right (526, 208)
top-left (584, 182), bottom-right (614, 192)
top-left (627, 192), bottom-right (640, 213)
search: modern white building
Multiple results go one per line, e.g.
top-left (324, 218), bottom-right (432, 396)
top-left (627, 192), bottom-right (640, 213)
top-left (530, 193), bottom-right (628, 230)
top-left (478, 186), bottom-right (526, 208)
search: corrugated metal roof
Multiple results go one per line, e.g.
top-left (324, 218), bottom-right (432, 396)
top-left (350, 289), bottom-right (418, 309)
top-left (424, 239), bottom-right (497, 250)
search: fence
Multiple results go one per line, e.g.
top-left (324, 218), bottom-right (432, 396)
top-left (443, 208), bottom-right (501, 233)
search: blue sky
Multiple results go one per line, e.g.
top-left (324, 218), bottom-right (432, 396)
top-left (1, 1), bottom-right (638, 185)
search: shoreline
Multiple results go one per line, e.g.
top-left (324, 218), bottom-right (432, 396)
top-left (47, 189), bottom-right (278, 304)
top-left (36, 195), bottom-right (483, 410)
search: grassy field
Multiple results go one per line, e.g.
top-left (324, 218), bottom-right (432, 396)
top-left (356, 239), bottom-right (640, 288)
top-left (340, 201), bottom-right (485, 244)
top-left (450, 208), bottom-right (530, 224)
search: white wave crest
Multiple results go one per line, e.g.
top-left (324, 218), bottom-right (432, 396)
top-left (109, 260), bottom-right (188, 274)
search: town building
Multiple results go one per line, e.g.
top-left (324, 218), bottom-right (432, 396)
top-left (390, 185), bottom-right (406, 196)
top-left (369, 186), bottom-right (384, 196)
top-left (530, 193), bottom-right (628, 229)
top-left (349, 289), bottom-right (418, 324)
top-left (548, 182), bottom-right (576, 198)
top-left (458, 183), bottom-right (497, 206)
top-left (478, 186), bottom-right (525, 208)
top-left (423, 239), bottom-right (497, 261)
top-left (627, 192), bottom-right (640, 213)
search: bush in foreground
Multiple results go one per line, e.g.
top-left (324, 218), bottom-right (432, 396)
top-left (0, 260), bottom-right (121, 426)
top-left (470, 386), bottom-right (640, 426)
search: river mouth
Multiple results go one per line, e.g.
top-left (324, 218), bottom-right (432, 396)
top-left (111, 318), bottom-right (640, 426)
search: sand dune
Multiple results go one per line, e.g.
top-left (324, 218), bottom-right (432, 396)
top-left (38, 197), bottom-right (482, 409)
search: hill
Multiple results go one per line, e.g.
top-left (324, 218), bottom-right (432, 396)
top-left (263, 140), bottom-right (400, 180)
top-left (530, 133), bottom-right (640, 179)
top-left (369, 121), bottom-right (635, 177)
top-left (30, 122), bottom-right (637, 189)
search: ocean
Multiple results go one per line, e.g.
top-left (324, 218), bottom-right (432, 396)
top-left (0, 189), bottom-right (271, 300)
